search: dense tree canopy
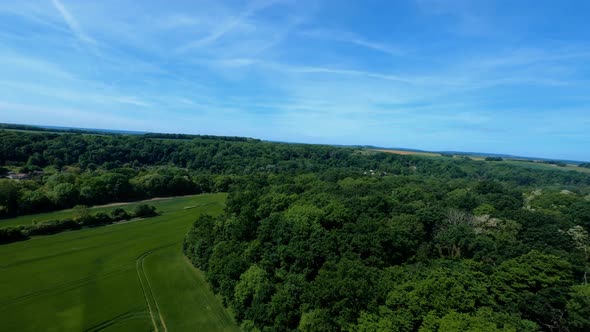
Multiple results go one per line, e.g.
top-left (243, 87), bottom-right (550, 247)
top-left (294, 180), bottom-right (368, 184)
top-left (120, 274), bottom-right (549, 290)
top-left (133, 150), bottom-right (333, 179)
top-left (185, 173), bottom-right (590, 331)
top-left (2, 129), bottom-right (589, 220)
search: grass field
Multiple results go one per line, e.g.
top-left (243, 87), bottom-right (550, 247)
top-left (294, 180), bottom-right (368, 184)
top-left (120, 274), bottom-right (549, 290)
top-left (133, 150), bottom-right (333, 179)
top-left (369, 148), bottom-right (590, 174)
top-left (0, 193), bottom-right (239, 332)
top-left (370, 148), bottom-right (441, 157)
top-left (0, 195), bottom-right (212, 228)
top-left (502, 160), bottom-right (590, 174)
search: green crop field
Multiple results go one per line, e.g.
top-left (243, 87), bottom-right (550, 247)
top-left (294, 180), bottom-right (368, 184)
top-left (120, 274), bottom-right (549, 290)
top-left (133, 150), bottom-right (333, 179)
top-left (0, 193), bottom-right (239, 332)
top-left (0, 195), bottom-right (217, 228)
top-left (502, 160), bottom-right (590, 174)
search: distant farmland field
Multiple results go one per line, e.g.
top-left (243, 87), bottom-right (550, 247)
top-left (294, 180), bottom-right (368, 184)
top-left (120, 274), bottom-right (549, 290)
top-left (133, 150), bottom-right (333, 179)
top-left (502, 160), bottom-right (590, 174)
top-left (0, 193), bottom-right (238, 332)
top-left (0, 195), bottom-right (209, 228)
top-left (370, 149), bottom-right (590, 174)
top-left (370, 149), bottom-right (441, 157)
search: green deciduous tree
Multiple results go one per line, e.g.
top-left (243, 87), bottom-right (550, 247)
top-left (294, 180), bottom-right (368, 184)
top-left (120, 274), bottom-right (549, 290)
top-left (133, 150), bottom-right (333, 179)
top-left (491, 250), bottom-right (574, 330)
top-left (567, 284), bottom-right (590, 331)
top-left (133, 204), bottom-right (157, 218)
top-left (49, 183), bottom-right (79, 208)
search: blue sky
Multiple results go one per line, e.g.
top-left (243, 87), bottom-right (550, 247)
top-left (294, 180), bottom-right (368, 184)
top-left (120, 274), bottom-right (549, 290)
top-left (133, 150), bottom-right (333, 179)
top-left (0, 0), bottom-right (589, 160)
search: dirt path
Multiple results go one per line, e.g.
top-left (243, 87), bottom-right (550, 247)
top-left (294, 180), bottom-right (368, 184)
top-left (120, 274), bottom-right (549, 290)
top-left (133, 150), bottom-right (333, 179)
top-left (96, 197), bottom-right (175, 209)
top-left (136, 245), bottom-right (174, 332)
top-left (105, 218), bottom-right (145, 227)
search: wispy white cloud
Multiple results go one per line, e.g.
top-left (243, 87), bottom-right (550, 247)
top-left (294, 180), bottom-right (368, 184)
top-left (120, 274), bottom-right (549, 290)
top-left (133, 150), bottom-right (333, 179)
top-left (0, 101), bottom-right (151, 130)
top-left (350, 38), bottom-right (404, 56)
top-left (0, 0), bottom-right (588, 159)
top-left (282, 65), bottom-right (426, 84)
top-left (51, 0), bottom-right (95, 45)
top-left (0, 80), bottom-right (151, 108)
top-left (176, 0), bottom-right (285, 53)
top-left (0, 53), bottom-right (76, 80)
top-left (0, 2), bottom-right (67, 33)
top-left (156, 14), bottom-right (203, 30)
top-left (413, 0), bottom-right (493, 36)
top-left (300, 29), bottom-right (405, 56)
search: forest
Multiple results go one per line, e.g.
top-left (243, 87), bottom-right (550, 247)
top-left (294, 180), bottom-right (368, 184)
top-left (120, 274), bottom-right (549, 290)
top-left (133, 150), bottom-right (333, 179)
top-left (184, 172), bottom-right (590, 331)
top-left (2, 129), bottom-right (589, 219)
top-left (1, 129), bottom-right (590, 331)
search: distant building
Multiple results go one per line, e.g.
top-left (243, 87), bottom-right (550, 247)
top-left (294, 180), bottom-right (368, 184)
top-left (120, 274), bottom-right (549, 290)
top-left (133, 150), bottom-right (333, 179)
top-left (7, 173), bottom-right (30, 180)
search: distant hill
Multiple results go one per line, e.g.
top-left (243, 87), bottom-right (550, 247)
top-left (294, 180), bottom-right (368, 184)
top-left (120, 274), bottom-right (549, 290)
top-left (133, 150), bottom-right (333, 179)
top-left (0, 123), bottom-right (146, 135)
top-left (437, 150), bottom-right (586, 165)
top-left (0, 123), bottom-right (258, 142)
top-left (363, 144), bottom-right (587, 165)
top-left (2, 122), bottom-right (586, 164)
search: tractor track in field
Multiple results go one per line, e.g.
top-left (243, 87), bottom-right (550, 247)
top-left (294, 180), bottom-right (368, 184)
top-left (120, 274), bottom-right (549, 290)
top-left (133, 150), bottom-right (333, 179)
top-left (83, 307), bottom-right (148, 332)
top-left (0, 266), bottom-right (133, 309)
top-left (136, 243), bottom-right (175, 332)
top-left (0, 244), bottom-right (106, 270)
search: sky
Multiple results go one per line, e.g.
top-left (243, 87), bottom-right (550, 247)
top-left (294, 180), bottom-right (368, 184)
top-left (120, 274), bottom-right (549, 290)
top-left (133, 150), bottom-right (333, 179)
top-left (0, 0), bottom-right (589, 161)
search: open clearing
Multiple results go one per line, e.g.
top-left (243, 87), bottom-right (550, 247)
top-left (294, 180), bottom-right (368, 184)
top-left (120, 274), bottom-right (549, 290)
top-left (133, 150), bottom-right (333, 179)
top-left (369, 149), bottom-right (590, 174)
top-left (370, 148), bottom-right (441, 157)
top-left (502, 160), bottom-right (590, 174)
top-left (1, 195), bottom-right (208, 228)
top-left (0, 193), bottom-right (239, 332)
